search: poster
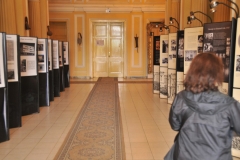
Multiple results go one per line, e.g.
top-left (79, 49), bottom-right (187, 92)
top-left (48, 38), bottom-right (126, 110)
top-left (160, 66), bottom-right (167, 98)
top-left (6, 35), bottom-right (18, 82)
top-left (53, 40), bottom-right (59, 69)
top-left (153, 36), bottom-right (160, 65)
top-left (59, 41), bottom-right (63, 67)
top-left (153, 65), bottom-right (160, 94)
top-left (37, 39), bottom-right (47, 73)
top-left (63, 42), bottom-right (69, 65)
top-left (176, 72), bottom-right (184, 93)
top-left (184, 27), bottom-right (203, 74)
top-left (20, 37), bottom-right (37, 77)
top-left (168, 69), bottom-right (176, 104)
top-left (48, 39), bottom-right (52, 71)
top-left (160, 35), bottom-right (169, 67)
top-left (203, 21), bottom-right (235, 95)
top-left (0, 33), bottom-right (6, 88)
top-left (168, 33), bottom-right (177, 69)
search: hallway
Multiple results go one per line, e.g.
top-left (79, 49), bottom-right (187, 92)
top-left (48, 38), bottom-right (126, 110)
top-left (0, 78), bottom-right (239, 160)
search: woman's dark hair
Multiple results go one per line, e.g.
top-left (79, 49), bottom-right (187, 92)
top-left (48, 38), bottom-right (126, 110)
top-left (184, 52), bottom-right (224, 93)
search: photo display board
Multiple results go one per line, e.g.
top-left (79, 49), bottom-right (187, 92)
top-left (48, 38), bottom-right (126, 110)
top-left (168, 33), bottom-right (177, 69)
top-left (0, 33), bottom-right (6, 88)
top-left (20, 37), bottom-right (38, 76)
top-left (53, 40), bottom-right (59, 69)
top-left (160, 35), bottom-right (169, 67)
top-left (168, 68), bottom-right (176, 104)
top-left (6, 35), bottom-right (19, 82)
top-left (59, 41), bottom-right (63, 67)
top-left (184, 27), bottom-right (203, 74)
top-left (38, 39), bottom-right (48, 73)
top-left (63, 42), bottom-right (69, 65)
top-left (203, 20), bottom-right (236, 95)
top-left (176, 30), bottom-right (184, 93)
top-left (48, 39), bottom-right (53, 71)
top-left (233, 18), bottom-right (240, 100)
top-left (153, 36), bottom-right (160, 65)
top-left (153, 65), bottom-right (160, 94)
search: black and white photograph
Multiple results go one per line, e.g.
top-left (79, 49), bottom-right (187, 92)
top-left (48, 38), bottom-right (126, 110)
top-left (236, 55), bottom-right (240, 72)
top-left (226, 37), bottom-right (231, 45)
top-left (203, 43), bottom-right (213, 52)
top-left (179, 37), bottom-right (184, 50)
top-left (204, 33), bottom-right (213, 40)
top-left (38, 55), bottom-right (44, 62)
top-left (162, 58), bottom-right (168, 64)
top-left (7, 40), bottom-right (14, 61)
top-left (20, 43), bottom-right (35, 56)
top-left (8, 69), bottom-right (15, 80)
top-left (162, 40), bottom-right (168, 53)
top-left (38, 44), bottom-right (44, 51)
top-left (38, 64), bottom-right (45, 71)
top-left (171, 44), bottom-right (176, 51)
top-left (169, 55), bottom-right (172, 60)
top-left (178, 49), bottom-right (184, 58)
top-left (185, 50), bottom-right (197, 61)
top-left (63, 45), bottom-right (66, 51)
top-left (21, 59), bottom-right (26, 72)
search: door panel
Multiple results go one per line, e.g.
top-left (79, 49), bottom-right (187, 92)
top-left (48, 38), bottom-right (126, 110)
top-left (93, 22), bottom-right (123, 77)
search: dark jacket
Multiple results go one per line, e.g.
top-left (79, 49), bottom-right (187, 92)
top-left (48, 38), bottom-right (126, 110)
top-left (167, 90), bottom-right (240, 160)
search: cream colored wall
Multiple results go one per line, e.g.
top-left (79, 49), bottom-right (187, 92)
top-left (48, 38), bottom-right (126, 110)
top-left (49, 1), bottom-right (165, 78)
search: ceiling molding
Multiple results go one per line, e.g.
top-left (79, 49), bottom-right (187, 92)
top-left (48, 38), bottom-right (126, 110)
top-left (49, 4), bottom-right (165, 12)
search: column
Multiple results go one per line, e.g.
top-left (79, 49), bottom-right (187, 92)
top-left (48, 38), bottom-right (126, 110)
top-left (28, 0), bottom-right (42, 37)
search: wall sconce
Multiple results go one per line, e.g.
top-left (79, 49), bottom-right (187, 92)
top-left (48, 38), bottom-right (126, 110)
top-left (159, 25), bottom-right (170, 32)
top-left (169, 17), bottom-right (180, 29)
top-left (25, 17), bottom-right (31, 30)
top-left (209, 0), bottom-right (239, 18)
top-left (47, 26), bottom-right (52, 36)
top-left (77, 33), bottom-right (82, 45)
top-left (134, 34), bottom-right (138, 52)
top-left (190, 11), bottom-right (212, 23)
top-left (187, 16), bottom-right (203, 26)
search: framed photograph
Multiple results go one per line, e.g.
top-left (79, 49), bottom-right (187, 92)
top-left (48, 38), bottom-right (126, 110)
top-left (20, 37), bottom-right (38, 76)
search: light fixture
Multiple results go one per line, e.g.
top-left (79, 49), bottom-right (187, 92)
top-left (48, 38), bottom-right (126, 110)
top-left (160, 27), bottom-right (163, 32)
top-left (105, 8), bottom-right (110, 13)
top-left (169, 17), bottom-right (180, 30)
top-left (77, 33), bottom-right (82, 45)
top-left (25, 17), bottom-right (30, 30)
top-left (210, 0), bottom-right (239, 18)
top-left (159, 25), bottom-right (170, 32)
top-left (187, 16), bottom-right (203, 26)
top-left (47, 26), bottom-right (52, 36)
top-left (169, 25), bottom-right (179, 30)
top-left (134, 34), bottom-right (138, 52)
top-left (190, 11), bottom-right (212, 23)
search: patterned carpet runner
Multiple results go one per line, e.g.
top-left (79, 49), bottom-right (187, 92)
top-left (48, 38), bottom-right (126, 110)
top-left (55, 77), bottom-right (125, 160)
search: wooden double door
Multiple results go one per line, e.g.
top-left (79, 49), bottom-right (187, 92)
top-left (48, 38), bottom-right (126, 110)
top-left (92, 22), bottom-right (124, 77)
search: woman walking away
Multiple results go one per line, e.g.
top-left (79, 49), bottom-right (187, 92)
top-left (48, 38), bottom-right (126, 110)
top-left (164, 52), bottom-right (240, 160)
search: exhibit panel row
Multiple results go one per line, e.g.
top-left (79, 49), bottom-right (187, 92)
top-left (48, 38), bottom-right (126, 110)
top-left (0, 32), bottom-right (70, 143)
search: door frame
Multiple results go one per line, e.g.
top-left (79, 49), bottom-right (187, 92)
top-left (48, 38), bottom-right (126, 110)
top-left (89, 19), bottom-right (127, 78)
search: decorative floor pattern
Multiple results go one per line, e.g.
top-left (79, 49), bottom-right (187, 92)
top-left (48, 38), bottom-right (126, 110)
top-left (54, 77), bottom-right (125, 160)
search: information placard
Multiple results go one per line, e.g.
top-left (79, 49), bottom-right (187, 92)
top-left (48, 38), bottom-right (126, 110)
top-left (59, 41), bottom-right (63, 67)
top-left (160, 66), bottom-right (167, 98)
top-left (20, 37), bottom-right (37, 77)
top-left (168, 33), bottom-right (177, 69)
top-left (160, 35), bottom-right (169, 67)
top-left (168, 68), bottom-right (176, 104)
top-left (6, 35), bottom-right (19, 82)
top-left (48, 39), bottom-right (53, 71)
top-left (38, 39), bottom-right (48, 73)
top-left (233, 18), bottom-right (240, 90)
top-left (184, 27), bottom-right (203, 74)
top-left (0, 33), bottom-right (6, 88)
top-left (153, 65), bottom-right (160, 94)
top-left (53, 40), bottom-right (59, 69)
top-left (63, 42), bottom-right (69, 65)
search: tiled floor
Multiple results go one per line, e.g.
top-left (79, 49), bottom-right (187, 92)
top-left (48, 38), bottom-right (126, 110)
top-left (0, 78), bottom-right (239, 160)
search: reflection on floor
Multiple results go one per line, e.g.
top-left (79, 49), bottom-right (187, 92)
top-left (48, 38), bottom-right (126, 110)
top-left (0, 78), bottom-right (239, 160)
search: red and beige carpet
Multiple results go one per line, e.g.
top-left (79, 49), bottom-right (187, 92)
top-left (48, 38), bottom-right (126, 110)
top-left (55, 77), bottom-right (125, 160)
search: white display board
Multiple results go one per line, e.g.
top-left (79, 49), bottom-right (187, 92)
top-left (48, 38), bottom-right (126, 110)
top-left (37, 39), bottom-right (47, 73)
top-left (184, 27), bottom-right (203, 74)
top-left (6, 35), bottom-right (19, 82)
top-left (168, 33), bottom-right (177, 69)
top-left (53, 40), bottom-right (59, 69)
top-left (63, 41), bottom-right (69, 65)
top-left (160, 66), bottom-right (167, 98)
top-left (0, 33), bottom-right (6, 88)
top-left (176, 71), bottom-right (184, 93)
top-left (20, 37), bottom-right (37, 77)
top-left (160, 35), bottom-right (169, 67)
top-left (48, 39), bottom-right (52, 71)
